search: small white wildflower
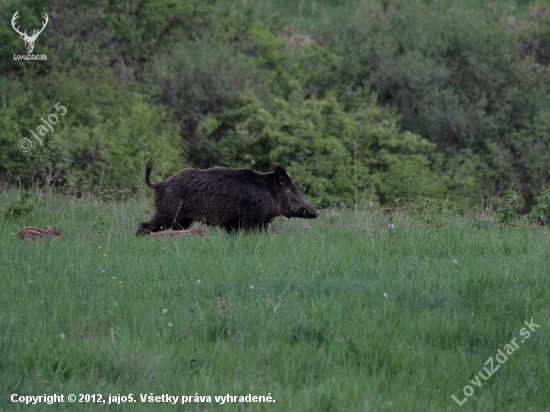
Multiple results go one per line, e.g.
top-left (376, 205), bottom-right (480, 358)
top-left (168, 323), bottom-right (173, 327)
top-left (112, 276), bottom-right (116, 280)
top-left (195, 280), bottom-right (200, 285)
top-left (388, 224), bottom-right (395, 229)
top-left (249, 285), bottom-right (255, 289)
top-left (162, 308), bottom-right (168, 314)
top-left (59, 333), bottom-right (66, 339)
top-left (383, 292), bottom-right (388, 299)
top-left (453, 260), bottom-right (458, 264)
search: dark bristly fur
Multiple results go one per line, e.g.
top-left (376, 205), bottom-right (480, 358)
top-left (12, 226), bottom-right (63, 242)
top-left (136, 162), bottom-right (319, 236)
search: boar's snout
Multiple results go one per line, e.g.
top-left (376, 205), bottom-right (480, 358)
top-left (298, 207), bottom-right (320, 219)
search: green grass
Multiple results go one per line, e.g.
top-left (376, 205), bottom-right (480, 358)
top-left (1, 189), bottom-right (549, 411)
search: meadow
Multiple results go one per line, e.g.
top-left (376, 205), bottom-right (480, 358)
top-left (1, 188), bottom-right (549, 411)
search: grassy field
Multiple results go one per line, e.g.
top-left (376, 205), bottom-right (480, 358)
top-left (1, 188), bottom-right (549, 411)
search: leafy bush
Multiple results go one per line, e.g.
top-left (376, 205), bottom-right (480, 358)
top-left (526, 187), bottom-right (550, 225)
top-left (319, 1), bottom-right (550, 209)
top-left (1, 68), bottom-right (185, 192)
top-left (214, 83), bottom-right (439, 206)
top-left (144, 39), bottom-right (269, 167)
top-left (2, 191), bottom-right (34, 219)
top-left (404, 195), bottom-right (456, 228)
top-left (496, 192), bottom-right (521, 227)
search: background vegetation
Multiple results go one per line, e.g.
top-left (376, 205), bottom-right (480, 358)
top-left (1, 0), bottom-right (550, 212)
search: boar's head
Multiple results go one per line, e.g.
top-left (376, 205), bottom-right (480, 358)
top-left (272, 164), bottom-right (320, 219)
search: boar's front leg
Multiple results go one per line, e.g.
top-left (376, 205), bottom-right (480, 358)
top-left (135, 218), bottom-right (165, 237)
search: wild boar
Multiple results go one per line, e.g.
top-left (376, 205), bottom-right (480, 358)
top-left (12, 226), bottom-right (63, 242)
top-left (136, 162), bottom-right (319, 236)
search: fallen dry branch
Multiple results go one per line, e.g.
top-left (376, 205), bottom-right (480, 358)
top-left (152, 226), bottom-right (204, 241)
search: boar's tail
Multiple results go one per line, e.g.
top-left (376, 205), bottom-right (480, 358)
top-left (145, 161), bottom-right (155, 188)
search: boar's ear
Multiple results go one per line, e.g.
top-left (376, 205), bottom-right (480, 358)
top-left (271, 163), bottom-right (288, 185)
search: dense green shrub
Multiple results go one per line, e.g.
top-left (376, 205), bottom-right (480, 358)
top-left (213, 83), bottom-right (440, 206)
top-left (144, 39), bottom-right (269, 167)
top-left (1, 68), bottom-right (184, 191)
top-left (0, 0), bottom-right (214, 76)
top-left (319, 1), bottom-right (550, 209)
top-left (526, 187), bottom-right (550, 224)
top-left (2, 190), bottom-right (34, 220)
top-left (496, 192), bottom-right (522, 227)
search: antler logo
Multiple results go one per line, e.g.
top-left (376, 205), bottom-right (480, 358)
top-left (11, 10), bottom-right (49, 54)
